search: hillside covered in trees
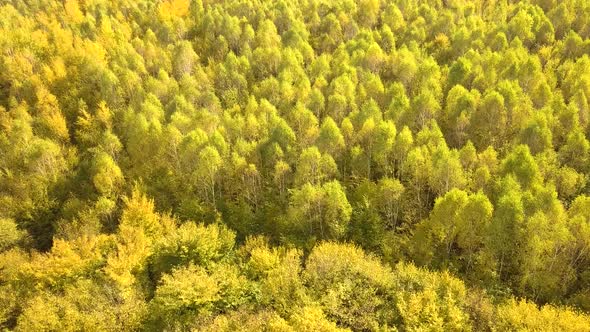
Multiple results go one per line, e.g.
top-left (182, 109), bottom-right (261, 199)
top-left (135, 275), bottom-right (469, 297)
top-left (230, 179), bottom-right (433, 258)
top-left (2, 0), bottom-right (590, 330)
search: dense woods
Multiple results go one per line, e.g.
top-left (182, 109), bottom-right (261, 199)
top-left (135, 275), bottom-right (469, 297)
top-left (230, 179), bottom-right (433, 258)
top-left (2, 0), bottom-right (590, 330)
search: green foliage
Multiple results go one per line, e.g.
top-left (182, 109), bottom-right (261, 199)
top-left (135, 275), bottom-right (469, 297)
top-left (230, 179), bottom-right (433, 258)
top-left (2, 0), bottom-right (590, 329)
top-left (0, 218), bottom-right (24, 251)
top-left (287, 180), bottom-right (352, 243)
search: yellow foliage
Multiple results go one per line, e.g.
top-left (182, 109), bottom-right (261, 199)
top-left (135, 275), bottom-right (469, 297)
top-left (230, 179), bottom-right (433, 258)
top-left (159, 0), bottom-right (190, 19)
top-left (64, 0), bottom-right (84, 24)
top-left (119, 188), bottom-right (165, 238)
top-left (494, 299), bottom-right (590, 332)
top-left (434, 33), bottom-right (450, 49)
top-left (290, 306), bottom-right (350, 332)
top-left (198, 310), bottom-right (292, 332)
top-left (35, 86), bottom-right (70, 141)
top-left (18, 236), bottom-right (108, 290)
top-left (79, 38), bottom-right (108, 65)
top-left (105, 226), bottom-right (152, 289)
top-left (92, 153), bottom-right (123, 195)
top-left (393, 263), bottom-right (471, 331)
top-left (153, 264), bottom-right (220, 314)
top-left (15, 295), bottom-right (62, 331)
top-left (0, 249), bottom-right (30, 280)
top-left (15, 279), bottom-right (147, 332)
top-left (95, 101), bottom-right (112, 128)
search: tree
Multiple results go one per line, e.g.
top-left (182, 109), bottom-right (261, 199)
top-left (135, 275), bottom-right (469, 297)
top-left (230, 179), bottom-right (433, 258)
top-left (508, 9), bottom-right (535, 44)
top-left (566, 196), bottom-right (590, 310)
top-left (119, 188), bottom-right (170, 239)
top-left (518, 113), bottom-right (553, 155)
top-left (304, 242), bottom-right (395, 331)
top-left (150, 264), bottom-right (221, 329)
top-left (469, 90), bottom-right (507, 149)
top-left (0, 218), bottom-right (24, 252)
top-left (501, 145), bottom-right (542, 190)
top-left (91, 152), bottom-right (124, 197)
top-left (316, 116), bottom-right (345, 157)
top-left (172, 41), bottom-right (198, 79)
top-left (34, 86), bottom-right (69, 142)
top-left (294, 146), bottom-right (337, 186)
top-left (287, 103), bottom-right (318, 148)
top-left (376, 177), bottom-right (404, 229)
top-left (356, 0), bottom-right (380, 28)
top-left (381, 3), bottom-right (406, 33)
top-left (385, 82), bottom-right (410, 122)
top-left (150, 222), bottom-right (235, 279)
top-left (392, 263), bottom-right (472, 331)
top-left (393, 125), bottom-right (413, 177)
top-left (412, 189), bottom-right (469, 268)
top-left (408, 90), bottom-right (441, 130)
top-left (429, 145), bottom-right (467, 196)
top-left (194, 146), bottom-right (222, 206)
top-left (373, 120), bottom-right (397, 176)
top-left (243, 239), bottom-right (305, 315)
top-left (401, 146), bottom-right (433, 223)
top-left (287, 181), bottom-right (352, 242)
top-left (494, 299), bottom-right (590, 331)
top-left (442, 85), bottom-right (478, 147)
top-left (4, 0), bottom-right (590, 326)
top-left (489, 176), bottom-right (525, 282)
top-left (559, 128), bottom-right (590, 173)
top-left (456, 191), bottom-right (494, 278)
top-left (15, 279), bottom-right (145, 332)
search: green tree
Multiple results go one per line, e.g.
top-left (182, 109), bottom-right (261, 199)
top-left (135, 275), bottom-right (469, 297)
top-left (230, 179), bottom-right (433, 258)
top-left (469, 90), bottom-right (507, 149)
top-left (194, 146), bottom-right (222, 206)
top-left (287, 181), bottom-right (352, 242)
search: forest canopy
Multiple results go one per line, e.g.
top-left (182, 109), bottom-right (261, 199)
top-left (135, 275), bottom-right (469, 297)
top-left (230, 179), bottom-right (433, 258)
top-left (2, 0), bottom-right (590, 330)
